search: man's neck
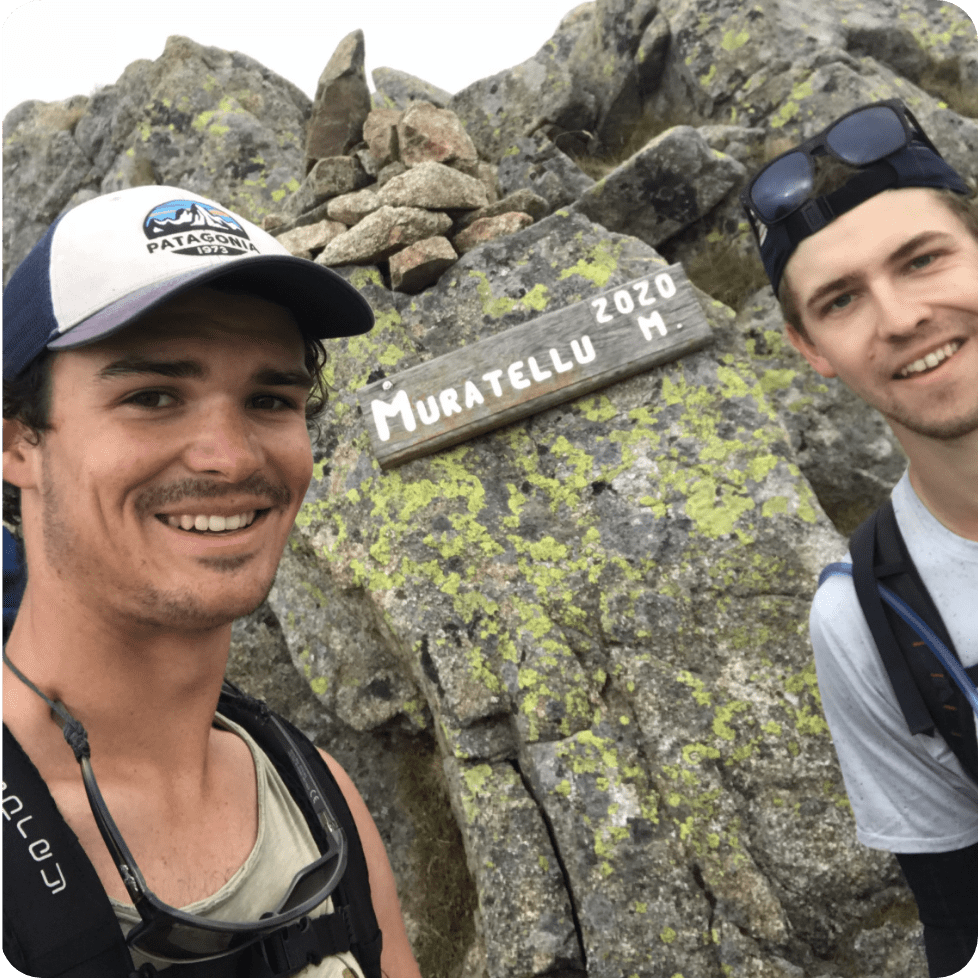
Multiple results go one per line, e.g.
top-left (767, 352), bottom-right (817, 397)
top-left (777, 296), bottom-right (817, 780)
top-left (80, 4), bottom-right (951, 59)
top-left (3, 585), bottom-right (232, 779)
top-left (894, 425), bottom-right (978, 541)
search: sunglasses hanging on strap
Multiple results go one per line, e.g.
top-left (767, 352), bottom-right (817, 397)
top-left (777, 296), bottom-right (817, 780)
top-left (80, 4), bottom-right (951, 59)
top-left (2, 651), bottom-right (351, 967)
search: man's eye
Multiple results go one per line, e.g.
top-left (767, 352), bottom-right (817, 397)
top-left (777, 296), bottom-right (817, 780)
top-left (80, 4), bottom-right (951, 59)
top-left (126, 391), bottom-right (176, 408)
top-left (252, 394), bottom-right (296, 411)
top-left (909, 253), bottom-right (935, 270)
top-left (827, 293), bottom-right (853, 312)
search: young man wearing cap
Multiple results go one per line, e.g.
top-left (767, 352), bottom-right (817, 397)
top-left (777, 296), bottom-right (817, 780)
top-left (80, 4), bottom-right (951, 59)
top-left (742, 102), bottom-right (978, 977)
top-left (2, 186), bottom-right (422, 978)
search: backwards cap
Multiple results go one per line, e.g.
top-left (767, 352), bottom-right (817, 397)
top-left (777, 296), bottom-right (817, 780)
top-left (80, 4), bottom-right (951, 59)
top-left (3, 185), bottom-right (374, 380)
top-left (743, 113), bottom-right (970, 295)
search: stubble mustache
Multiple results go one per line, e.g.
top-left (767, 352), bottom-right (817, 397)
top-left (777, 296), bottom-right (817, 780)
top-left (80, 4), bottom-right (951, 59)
top-left (134, 474), bottom-right (293, 519)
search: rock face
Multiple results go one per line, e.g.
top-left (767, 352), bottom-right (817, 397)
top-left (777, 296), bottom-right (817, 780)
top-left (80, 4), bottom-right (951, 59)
top-left (571, 125), bottom-right (746, 248)
top-left (287, 214), bottom-right (883, 978)
top-left (371, 66), bottom-right (453, 111)
top-left (5, 3), bottom-right (977, 976)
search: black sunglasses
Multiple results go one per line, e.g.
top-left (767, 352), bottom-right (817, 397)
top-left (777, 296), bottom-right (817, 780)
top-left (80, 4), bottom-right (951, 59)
top-left (740, 99), bottom-right (939, 230)
top-left (0, 643), bottom-right (351, 966)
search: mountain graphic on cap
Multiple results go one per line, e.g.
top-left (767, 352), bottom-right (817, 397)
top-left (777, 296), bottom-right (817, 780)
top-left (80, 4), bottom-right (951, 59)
top-left (144, 200), bottom-right (246, 238)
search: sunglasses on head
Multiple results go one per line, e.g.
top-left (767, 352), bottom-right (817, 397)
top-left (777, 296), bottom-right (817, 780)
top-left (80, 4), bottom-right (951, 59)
top-left (740, 99), bottom-right (938, 231)
top-left (0, 641), bottom-right (353, 967)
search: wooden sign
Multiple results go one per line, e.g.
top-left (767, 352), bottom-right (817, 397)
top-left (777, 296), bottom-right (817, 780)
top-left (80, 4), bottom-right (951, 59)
top-left (357, 263), bottom-right (712, 468)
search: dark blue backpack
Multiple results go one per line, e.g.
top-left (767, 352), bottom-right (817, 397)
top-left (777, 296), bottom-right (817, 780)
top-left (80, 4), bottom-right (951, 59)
top-left (819, 500), bottom-right (978, 785)
top-left (3, 527), bottom-right (26, 643)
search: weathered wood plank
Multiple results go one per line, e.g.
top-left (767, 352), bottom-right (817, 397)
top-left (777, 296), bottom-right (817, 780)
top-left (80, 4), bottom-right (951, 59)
top-left (357, 263), bottom-right (713, 468)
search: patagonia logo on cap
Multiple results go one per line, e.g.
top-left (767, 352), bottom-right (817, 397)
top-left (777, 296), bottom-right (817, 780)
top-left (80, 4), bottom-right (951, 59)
top-left (143, 199), bottom-right (260, 258)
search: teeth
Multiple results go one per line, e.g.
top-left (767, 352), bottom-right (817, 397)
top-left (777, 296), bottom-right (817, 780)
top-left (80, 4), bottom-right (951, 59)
top-left (899, 341), bottom-right (960, 378)
top-left (165, 511), bottom-right (257, 533)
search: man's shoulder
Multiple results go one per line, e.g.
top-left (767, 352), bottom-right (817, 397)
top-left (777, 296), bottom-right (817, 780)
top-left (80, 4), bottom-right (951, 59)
top-left (809, 562), bottom-right (877, 669)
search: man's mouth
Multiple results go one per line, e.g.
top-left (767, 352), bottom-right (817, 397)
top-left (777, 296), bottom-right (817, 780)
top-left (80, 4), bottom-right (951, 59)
top-left (156, 510), bottom-right (266, 533)
top-left (896, 340), bottom-right (961, 379)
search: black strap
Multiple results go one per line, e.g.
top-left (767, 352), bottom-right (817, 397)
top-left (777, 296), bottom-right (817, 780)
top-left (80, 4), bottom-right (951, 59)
top-left (850, 503), bottom-right (934, 735)
top-left (850, 500), bottom-right (978, 783)
top-left (3, 725), bottom-right (135, 978)
top-left (138, 909), bottom-right (356, 978)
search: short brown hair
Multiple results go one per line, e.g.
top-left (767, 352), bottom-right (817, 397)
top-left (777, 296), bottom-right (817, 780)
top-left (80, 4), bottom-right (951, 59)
top-left (778, 185), bottom-right (978, 339)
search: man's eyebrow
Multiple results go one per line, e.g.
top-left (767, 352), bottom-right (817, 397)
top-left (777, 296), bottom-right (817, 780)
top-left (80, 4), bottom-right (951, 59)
top-left (96, 357), bottom-right (313, 389)
top-left (253, 367), bottom-right (314, 390)
top-left (886, 231), bottom-right (952, 267)
top-left (805, 275), bottom-right (858, 314)
top-left (96, 356), bottom-right (204, 381)
top-left (803, 232), bottom-right (955, 314)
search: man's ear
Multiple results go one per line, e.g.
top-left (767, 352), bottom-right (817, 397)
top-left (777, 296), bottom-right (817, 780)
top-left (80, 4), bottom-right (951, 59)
top-left (2, 418), bottom-right (41, 489)
top-left (784, 323), bottom-right (837, 378)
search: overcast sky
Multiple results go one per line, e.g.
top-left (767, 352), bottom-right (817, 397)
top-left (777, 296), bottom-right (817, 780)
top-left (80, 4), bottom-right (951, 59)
top-left (1, 0), bottom-right (582, 119)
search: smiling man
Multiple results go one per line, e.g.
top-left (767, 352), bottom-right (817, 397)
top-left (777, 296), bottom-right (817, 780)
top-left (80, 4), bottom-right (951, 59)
top-left (2, 186), bottom-right (422, 978)
top-left (742, 101), bottom-right (978, 977)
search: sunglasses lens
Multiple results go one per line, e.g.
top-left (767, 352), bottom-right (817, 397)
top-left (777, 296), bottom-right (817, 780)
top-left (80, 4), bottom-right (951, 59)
top-left (826, 105), bottom-right (907, 165)
top-left (751, 151), bottom-right (812, 223)
top-left (129, 917), bottom-right (248, 962)
top-left (127, 845), bottom-right (346, 963)
top-left (278, 847), bottom-right (346, 912)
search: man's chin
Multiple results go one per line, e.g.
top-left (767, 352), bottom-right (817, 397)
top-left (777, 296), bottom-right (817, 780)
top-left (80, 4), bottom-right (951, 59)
top-left (128, 575), bottom-right (277, 634)
top-left (885, 405), bottom-right (978, 441)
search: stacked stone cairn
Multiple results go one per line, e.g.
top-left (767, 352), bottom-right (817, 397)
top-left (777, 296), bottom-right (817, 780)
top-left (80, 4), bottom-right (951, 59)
top-left (263, 31), bottom-right (547, 294)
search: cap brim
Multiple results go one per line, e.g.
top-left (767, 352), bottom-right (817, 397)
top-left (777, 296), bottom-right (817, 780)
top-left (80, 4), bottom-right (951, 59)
top-left (47, 254), bottom-right (374, 350)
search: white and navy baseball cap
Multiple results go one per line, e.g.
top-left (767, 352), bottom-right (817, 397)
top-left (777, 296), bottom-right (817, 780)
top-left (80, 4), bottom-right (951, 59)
top-left (3, 185), bottom-right (374, 380)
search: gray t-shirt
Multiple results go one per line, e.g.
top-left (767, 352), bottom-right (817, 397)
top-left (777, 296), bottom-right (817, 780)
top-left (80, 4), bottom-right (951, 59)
top-left (810, 470), bottom-right (978, 854)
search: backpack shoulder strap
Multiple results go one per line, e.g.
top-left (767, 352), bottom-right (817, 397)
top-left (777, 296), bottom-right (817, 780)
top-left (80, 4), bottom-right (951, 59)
top-left (871, 500), bottom-right (978, 780)
top-left (848, 501), bottom-right (935, 735)
top-left (216, 684), bottom-right (384, 978)
top-left (3, 724), bottom-right (134, 978)
top-left (847, 500), bottom-right (978, 783)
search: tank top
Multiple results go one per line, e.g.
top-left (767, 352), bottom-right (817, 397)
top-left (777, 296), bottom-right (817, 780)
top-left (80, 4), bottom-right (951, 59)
top-left (111, 714), bottom-right (365, 977)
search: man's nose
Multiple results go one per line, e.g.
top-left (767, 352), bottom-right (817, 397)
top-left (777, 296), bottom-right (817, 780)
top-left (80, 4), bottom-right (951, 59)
top-left (182, 402), bottom-right (264, 480)
top-left (875, 279), bottom-right (934, 340)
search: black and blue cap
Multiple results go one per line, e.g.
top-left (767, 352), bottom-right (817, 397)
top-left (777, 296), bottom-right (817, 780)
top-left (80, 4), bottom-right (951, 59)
top-left (3, 185), bottom-right (375, 381)
top-left (740, 100), bottom-right (971, 294)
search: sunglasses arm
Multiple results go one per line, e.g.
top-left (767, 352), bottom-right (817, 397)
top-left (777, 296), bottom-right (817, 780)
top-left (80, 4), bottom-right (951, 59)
top-left (75, 753), bottom-right (151, 905)
top-left (266, 712), bottom-right (343, 839)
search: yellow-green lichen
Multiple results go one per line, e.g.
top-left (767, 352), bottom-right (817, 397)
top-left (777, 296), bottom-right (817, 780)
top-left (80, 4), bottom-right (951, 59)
top-left (558, 239), bottom-right (623, 287)
top-left (721, 28), bottom-right (750, 52)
